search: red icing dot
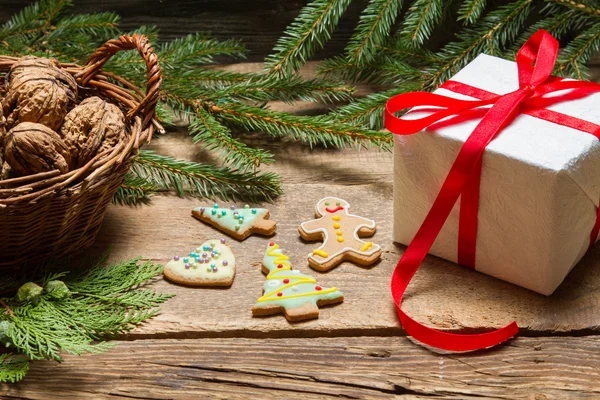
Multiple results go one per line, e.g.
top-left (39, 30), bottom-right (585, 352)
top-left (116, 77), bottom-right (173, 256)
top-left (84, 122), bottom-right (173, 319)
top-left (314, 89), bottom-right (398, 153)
top-left (283, 279), bottom-right (289, 284)
top-left (277, 292), bottom-right (283, 297)
top-left (315, 286), bottom-right (322, 291)
top-left (269, 242), bottom-right (275, 246)
top-left (277, 264), bottom-right (284, 268)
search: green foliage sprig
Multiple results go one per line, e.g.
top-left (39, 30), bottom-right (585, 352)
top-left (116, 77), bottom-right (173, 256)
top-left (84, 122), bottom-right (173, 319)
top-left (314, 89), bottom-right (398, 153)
top-left (270, 0), bottom-right (600, 131)
top-left (0, 255), bottom-right (173, 383)
top-left (0, 0), bottom-right (390, 205)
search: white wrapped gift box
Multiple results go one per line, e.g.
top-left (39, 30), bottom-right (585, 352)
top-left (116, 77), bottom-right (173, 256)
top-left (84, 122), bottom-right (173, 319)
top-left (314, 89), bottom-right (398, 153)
top-left (393, 53), bottom-right (600, 296)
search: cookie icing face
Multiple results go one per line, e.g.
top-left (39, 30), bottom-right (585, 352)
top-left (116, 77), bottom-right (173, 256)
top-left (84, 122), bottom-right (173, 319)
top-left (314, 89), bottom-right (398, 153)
top-left (316, 197), bottom-right (350, 216)
top-left (253, 243), bottom-right (343, 311)
top-left (193, 204), bottom-right (268, 233)
top-left (165, 239), bottom-right (235, 285)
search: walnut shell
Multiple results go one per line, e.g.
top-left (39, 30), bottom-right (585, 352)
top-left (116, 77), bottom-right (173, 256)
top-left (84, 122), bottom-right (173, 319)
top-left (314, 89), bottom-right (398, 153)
top-left (60, 96), bottom-right (128, 168)
top-left (2, 56), bottom-right (78, 131)
top-left (4, 122), bottom-right (70, 176)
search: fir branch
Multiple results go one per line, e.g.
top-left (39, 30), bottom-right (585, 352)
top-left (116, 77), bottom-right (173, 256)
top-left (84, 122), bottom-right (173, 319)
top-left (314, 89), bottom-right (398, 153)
top-left (112, 175), bottom-right (157, 206)
top-left (48, 12), bottom-right (120, 40)
top-left (428, 0), bottom-right (533, 87)
top-left (345, 0), bottom-right (403, 64)
top-left (400, 0), bottom-right (445, 48)
top-left (210, 102), bottom-right (393, 149)
top-left (265, 0), bottom-right (353, 77)
top-left (189, 108), bottom-right (273, 168)
top-left (159, 33), bottom-right (247, 68)
top-left (556, 23), bottom-right (600, 79)
top-left (458, 0), bottom-right (487, 25)
top-left (326, 86), bottom-right (416, 129)
top-left (546, 0), bottom-right (600, 17)
top-left (132, 150), bottom-right (282, 201)
top-left (0, 0), bottom-right (71, 41)
top-left (318, 55), bottom-right (425, 85)
top-left (209, 75), bottom-right (355, 103)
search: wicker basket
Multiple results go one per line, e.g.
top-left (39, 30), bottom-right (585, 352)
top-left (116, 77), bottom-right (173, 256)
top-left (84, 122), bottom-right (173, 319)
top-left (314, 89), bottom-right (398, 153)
top-left (0, 34), bottom-right (162, 270)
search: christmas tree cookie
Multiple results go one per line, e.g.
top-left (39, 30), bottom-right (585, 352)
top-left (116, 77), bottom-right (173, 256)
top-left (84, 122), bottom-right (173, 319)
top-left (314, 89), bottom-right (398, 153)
top-left (192, 203), bottom-right (276, 241)
top-left (299, 197), bottom-right (382, 271)
top-left (164, 239), bottom-right (235, 287)
top-left (252, 242), bottom-right (344, 321)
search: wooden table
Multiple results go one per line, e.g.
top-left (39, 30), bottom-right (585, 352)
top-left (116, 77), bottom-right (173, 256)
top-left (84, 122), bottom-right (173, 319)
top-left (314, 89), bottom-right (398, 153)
top-left (3, 59), bottom-right (600, 399)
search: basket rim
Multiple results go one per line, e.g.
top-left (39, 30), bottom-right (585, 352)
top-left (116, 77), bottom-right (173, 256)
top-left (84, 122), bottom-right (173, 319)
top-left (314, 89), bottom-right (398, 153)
top-left (0, 34), bottom-right (162, 206)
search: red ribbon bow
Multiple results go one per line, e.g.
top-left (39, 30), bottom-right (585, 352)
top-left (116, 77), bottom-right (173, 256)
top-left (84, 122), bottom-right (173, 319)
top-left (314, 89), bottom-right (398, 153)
top-left (385, 29), bottom-right (600, 352)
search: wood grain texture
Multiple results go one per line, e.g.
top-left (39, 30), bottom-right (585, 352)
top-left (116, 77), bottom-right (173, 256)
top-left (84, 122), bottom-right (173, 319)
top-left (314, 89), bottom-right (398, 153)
top-left (3, 336), bottom-right (600, 399)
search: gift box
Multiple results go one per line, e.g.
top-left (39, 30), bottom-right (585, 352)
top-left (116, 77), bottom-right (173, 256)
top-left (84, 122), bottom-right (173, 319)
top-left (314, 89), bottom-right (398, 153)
top-left (391, 51), bottom-right (600, 296)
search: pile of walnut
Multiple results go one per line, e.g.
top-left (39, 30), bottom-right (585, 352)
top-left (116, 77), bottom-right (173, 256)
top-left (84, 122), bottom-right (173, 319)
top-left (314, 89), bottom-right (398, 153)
top-left (0, 56), bottom-right (128, 180)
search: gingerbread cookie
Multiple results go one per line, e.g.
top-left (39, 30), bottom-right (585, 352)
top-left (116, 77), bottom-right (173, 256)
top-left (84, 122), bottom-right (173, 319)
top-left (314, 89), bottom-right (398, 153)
top-left (192, 203), bottom-right (276, 241)
top-left (252, 242), bottom-right (344, 322)
top-left (164, 239), bottom-right (235, 287)
top-left (298, 197), bottom-right (382, 271)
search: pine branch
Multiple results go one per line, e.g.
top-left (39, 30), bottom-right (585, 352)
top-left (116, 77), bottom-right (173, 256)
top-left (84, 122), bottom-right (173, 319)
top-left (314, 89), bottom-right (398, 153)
top-left (345, 0), bottom-right (404, 64)
top-left (265, 0), bottom-right (353, 77)
top-left (400, 0), bottom-right (445, 48)
top-left (132, 150), bottom-right (282, 201)
top-left (458, 0), bottom-right (487, 25)
top-left (112, 175), bottom-right (157, 206)
top-left (210, 102), bottom-right (392, 149)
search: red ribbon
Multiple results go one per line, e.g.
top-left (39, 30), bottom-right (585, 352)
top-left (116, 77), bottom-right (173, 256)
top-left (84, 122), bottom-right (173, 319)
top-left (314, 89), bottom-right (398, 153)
top-left (385, 29), bottom-right (600, 352)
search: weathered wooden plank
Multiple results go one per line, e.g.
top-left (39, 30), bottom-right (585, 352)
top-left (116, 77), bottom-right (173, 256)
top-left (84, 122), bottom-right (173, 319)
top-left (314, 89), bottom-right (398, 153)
top-left (3, 336), bottom-right (600, 399)
top-left (89, 179), bottom-right (600, 338)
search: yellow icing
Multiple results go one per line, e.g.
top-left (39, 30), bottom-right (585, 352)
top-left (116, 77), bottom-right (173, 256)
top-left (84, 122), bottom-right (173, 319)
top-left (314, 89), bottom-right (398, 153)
top-left (336, 230), bottom-right (343, 236)
top-left (332, 215), bottom-right (340, 221)
top-left (333, 223), bottom-right (340, 229)
top-left (312, 249), bottom-right (329, 258)
top-left (267, 244), bottom-right (291, 268)
top-left (258, 278), bottom-right (317, 301)
top-left (257, 287), bottom-right (338, 302)
top-left (337, 237), bottom-right (344, 243)
top-left (360, 242), bottom-right (373, 251)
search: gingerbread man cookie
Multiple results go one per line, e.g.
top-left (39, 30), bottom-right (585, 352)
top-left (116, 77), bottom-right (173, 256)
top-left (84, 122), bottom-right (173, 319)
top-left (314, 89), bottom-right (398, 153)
top-left (252, 242), bottom-right (343, 321)
top-left (192, 203), bottom-right (276, 241)
top-left (298, 197), bottom-right (382, 271)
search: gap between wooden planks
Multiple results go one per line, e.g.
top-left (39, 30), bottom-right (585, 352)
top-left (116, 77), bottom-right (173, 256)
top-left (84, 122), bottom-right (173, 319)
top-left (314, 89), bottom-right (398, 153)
top-left (3, 336), bottom-right (599, 399)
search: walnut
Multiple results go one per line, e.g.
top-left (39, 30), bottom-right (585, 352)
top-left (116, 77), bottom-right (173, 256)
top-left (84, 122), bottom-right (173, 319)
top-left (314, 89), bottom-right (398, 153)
top-left (60, 96), bottom-right (128, 168)
top-left (4, 122), bottom-right (70, 176)
top-left (2, 56), bottom-right (78, 131)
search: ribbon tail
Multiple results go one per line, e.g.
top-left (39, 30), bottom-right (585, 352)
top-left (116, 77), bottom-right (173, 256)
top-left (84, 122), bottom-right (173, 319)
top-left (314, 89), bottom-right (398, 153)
top-left (390, 91), bottom-right (526, 352)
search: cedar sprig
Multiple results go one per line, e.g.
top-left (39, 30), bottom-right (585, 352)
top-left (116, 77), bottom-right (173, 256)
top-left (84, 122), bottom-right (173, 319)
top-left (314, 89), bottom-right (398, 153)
top-left (0, 255), bottom-right (173, 383)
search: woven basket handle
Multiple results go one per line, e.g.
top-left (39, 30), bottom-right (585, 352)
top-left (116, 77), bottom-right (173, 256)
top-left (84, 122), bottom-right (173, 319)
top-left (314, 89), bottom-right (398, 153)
top-left (77, 34), bottom-right (161, 127)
